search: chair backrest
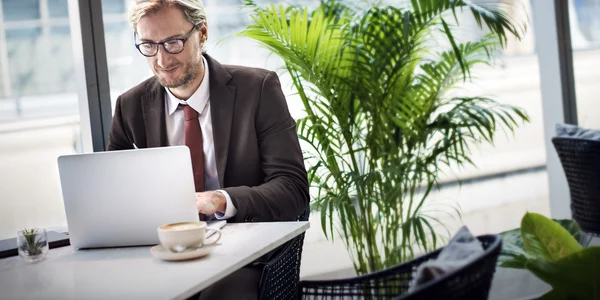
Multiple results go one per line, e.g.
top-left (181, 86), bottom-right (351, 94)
top-left (298, 235), bottom-right (502, 300)
top-left (398, 235), bottom-right (501, 300)
top-left (258, 205), bottom-right (310, 300)
top-left (298, 205), bottom-right (309, 222)
top-left (552, 137), bottom-right (600, 235)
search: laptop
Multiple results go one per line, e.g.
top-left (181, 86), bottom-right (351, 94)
top-left (57, 146), bottom-right (224, 249)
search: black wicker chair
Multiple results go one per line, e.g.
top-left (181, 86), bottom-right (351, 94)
top-left (298, 234), bottom-right (502, 300)
top-left (553, 137), bottom-right (600, 237)
top-left (257, 206), bottom-right (310, 300)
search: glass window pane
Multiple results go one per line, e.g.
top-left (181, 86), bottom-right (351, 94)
top-left (2, 0), bottom-right (40, 22)
top-left (102, 0), bottom-right (125, 14)
top-left (5, 27), bottom-right (40, 39)
top-left (51, 25), bottom-right (70, 35)
top-left (102, 0), bottom-right (150, 111)
top-left (103, 19), bottom-right (149, 109)
top-left (385, 0), bottom-right (547, 233)
top-left (0, 63), bottom-right (4, 98)
top-left (4, 26), bottom-right (76, 107)
top-left (573, 0), bottom-right (600, 128)
top-left (0, 0), bottom-right (81, 240)
top-left (6, 27), bottom-right (42, 96)
top-left (47, 0), bottom-right (68, 18)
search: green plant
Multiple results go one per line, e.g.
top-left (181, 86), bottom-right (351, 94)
top-left (239, 0), bottom-right (528, 274)
top-left (19, 228), bottom-right (46, 256)
top-left (499, 212), bottom-right (600, 300)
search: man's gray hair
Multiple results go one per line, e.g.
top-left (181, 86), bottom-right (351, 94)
top-left (129, 0), bottom-right (207, 30)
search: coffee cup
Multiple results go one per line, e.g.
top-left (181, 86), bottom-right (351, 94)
top-left (157, 221), bottom-right (222, 253)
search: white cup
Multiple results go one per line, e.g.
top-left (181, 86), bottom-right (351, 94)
top-left (157, 221), bottom-right (222, 252)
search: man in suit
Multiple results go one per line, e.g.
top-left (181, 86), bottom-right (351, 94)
top-left (107, 1), bottom-right (309, 298)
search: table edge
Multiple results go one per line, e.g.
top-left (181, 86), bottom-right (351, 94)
top-left (175, 221), bottom-right (310, 300)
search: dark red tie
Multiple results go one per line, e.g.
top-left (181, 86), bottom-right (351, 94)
top-left (181, 104), bottom-right (205, 193)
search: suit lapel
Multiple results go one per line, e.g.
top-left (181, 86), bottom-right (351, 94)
top-left (141, 78), bottom-right (168, 148)
top-left (205, 54), bottom-right (236, 187)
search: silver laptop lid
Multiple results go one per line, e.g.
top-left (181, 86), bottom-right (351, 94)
top-left (57, 146), bottom-right (199, 249)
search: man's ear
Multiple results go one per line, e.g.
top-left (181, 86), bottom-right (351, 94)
top-left (199, 21), bottom-right (208, 44)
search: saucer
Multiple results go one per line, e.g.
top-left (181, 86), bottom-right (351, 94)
top-left (150, 244), bottom-right (214, 261)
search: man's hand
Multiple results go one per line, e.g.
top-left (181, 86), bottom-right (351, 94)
top-left (195, 191), bottom-right (227, 215)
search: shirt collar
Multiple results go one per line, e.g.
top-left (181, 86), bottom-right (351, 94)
top-left (165, 55), bottom-right (210, 115)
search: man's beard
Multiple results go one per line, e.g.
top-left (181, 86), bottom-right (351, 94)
top-left (156, 57), bottom-right (202, 89)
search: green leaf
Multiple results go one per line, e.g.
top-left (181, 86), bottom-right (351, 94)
top-left (526, 247), bottom-right (600, 300)
top-left (440, 18), bottom-right (466, 80)
top-left (521, 212), bottom-right (582, 261)
top-left (537, 288), bottom-right (572, 300)
top-left (498, 226), bottom-right (528, 265)
top-left (499, 254), bottom-right (529, 269)
top-left (499, 218), bottom-right (583, 268)
top-left (554, 219), bottom-right (582, 244)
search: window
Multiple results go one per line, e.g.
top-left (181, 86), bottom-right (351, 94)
top-left (6, 28), bottom-right (42, 96)
top-left (98, 0), bottom-right (549, 237)
top-left (415, 0), bottom-right (549, 234)
top-left (2, 0), bottom-right (40, 22)
top-left (0, 0), bottom-right (80, 240)
top-left (102, 0), bottom-right (150, 111)
top-left (102, 0), bottom-right (125, 14)
top-left (572, 0), bottom-right (600, 128)
top-left (0, 63), bottom-right (4, 98)
top-left (47, 0), bottom-right (68, 18)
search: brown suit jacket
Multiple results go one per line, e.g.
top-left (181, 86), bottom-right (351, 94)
top-left (107, 54), bottom-right (309, 223)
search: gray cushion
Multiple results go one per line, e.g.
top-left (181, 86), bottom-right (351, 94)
top-left (408, 226), bottom-right (483, 292)
top-left (555, 123), bottom-right (600, 140)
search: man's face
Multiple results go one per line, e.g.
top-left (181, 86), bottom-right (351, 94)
top-left (136, 6), bottom-right (205, 88)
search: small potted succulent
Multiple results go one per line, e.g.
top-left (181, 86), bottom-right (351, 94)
top-left (17, 228), bottom-right (49, 263)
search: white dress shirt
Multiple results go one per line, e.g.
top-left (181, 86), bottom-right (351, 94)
top-left (164, 56), bottom-right (236, 219)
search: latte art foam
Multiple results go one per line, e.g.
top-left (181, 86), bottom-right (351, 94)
top-left (164, 223), bottom-right (203, 231)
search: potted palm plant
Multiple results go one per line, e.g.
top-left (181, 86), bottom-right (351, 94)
top-left (239, 0), bottom-right (529, 275)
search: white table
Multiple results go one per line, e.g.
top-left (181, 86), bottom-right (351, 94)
top-left (0, 222), bottom-right (310, 300)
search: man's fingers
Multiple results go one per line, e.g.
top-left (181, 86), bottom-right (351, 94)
top-left (196, 193), bottom-right (217, 214)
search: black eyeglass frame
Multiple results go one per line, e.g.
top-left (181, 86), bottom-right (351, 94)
top-left (134, 24), bottom-right (200, 57)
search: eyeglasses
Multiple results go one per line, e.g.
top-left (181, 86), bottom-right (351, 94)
top-left (135, 25), bottom-right (199, 57)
